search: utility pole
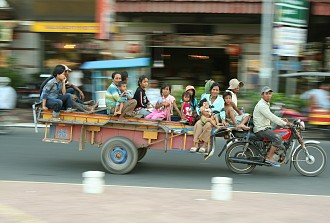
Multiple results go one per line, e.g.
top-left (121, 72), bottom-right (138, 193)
top-left (259, 0), bottom-right (275, 89)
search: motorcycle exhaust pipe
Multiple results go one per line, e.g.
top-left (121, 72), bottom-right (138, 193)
top-left (228, 157), bottom-right (271, 166)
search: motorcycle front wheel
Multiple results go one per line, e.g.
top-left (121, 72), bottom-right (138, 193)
top-left (225, 142), bottom-right (257, 174)
top-left (293, 143), bottom-right (327, 177)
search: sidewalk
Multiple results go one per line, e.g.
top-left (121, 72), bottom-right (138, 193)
top-left (0, 181), bottom-right (329, 223)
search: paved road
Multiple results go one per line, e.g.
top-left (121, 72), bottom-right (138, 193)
top-left (1, 127), bottom-right (330, 223)
top-left (1, 128), bottom-right (329, 196)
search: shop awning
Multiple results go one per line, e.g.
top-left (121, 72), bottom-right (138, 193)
top-left (80, 58), bottom-right (151, 70)
top-left (116, 0), bottom-right (262, 14)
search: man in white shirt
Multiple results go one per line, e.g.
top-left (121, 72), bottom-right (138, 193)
top-left (253, 86), bottom-right (291, 167)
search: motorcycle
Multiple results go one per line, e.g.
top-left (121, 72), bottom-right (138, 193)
top-left (271, 102), bottom-right (308, 122)
top-left (217, 119), bottom-right (327, 177)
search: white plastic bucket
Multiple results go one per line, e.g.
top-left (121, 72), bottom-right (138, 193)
top-left (95, 91), bottom-right (106, 108)
top-left (211, 177), bottom-right (233, 201)
top-left (82, 171), bottom-right (105, 194)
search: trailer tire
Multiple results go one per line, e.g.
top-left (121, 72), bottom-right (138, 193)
top-left (138, 148), bottom-right (148, 161)
top-left (101, 137), bottom-right (138, 174)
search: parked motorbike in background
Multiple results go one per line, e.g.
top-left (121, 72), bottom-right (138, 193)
top-left (217, 119), bottom-right (327, 177)
top-left (271, 102), bottom-right (307, 122)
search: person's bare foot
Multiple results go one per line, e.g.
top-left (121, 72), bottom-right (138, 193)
top-left (238, 124), bottom-right (250, 131)
top-left (84, 100), bottom-right (95, 105)
top-left (90, 102), bottom-right (99, 111)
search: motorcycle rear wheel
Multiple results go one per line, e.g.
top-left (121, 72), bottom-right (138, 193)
top-left (225, 142), bottom-right (257, 174)
top-left (293, 143), bottom-right (327, 177)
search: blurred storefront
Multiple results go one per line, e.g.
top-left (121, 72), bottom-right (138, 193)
top-left (4, 0), bottom-right (330, 89)
top-left (31, 22), bottom-right (107, 72)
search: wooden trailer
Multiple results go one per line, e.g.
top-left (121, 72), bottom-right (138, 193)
top-left (33, 107), bottom-right (220, 174)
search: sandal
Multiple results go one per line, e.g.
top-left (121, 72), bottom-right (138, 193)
top-left (265, 160), bottom-right (281, 167)
top-left (190, 147), bottom-right (198, 152)
top-left (198, 147), bottom-right (206, 153)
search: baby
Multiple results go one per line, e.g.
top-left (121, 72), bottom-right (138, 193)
top-left (199, 98), bottom-right (221, 129)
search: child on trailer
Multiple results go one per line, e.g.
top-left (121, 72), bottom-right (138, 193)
top-left (199, 98), bottom-right (222, 129)
top-left (223, 91), bottom-right (250, 130)
top-left (190, 99), bottom-right (222, 153)
top-left (180, 91), bottom-right (194, 125)
top-left (145, 83), bottom-right (183, 121)
top-left (114, 81), bottom-right (132, 115)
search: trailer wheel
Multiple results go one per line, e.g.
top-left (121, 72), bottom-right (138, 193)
top-left (137, 148), bottom-right (148, 161)
top-left (101, 137), bottom-right (138, 174)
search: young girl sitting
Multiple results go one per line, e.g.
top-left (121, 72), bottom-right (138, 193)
top-left (223, 91), bottom-right (250, 130)
top-left (181, 91), bottom-right (194, 125)
top-left (145, 83), bottom-right (183, 121)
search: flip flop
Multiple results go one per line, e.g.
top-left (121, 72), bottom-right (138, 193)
top-left (190, 147), bottom-right (198, 152)
top-left (265, 160), bottom-right (281, 167)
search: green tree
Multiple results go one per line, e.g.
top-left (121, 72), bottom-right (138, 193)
top-left (0, 56), bottom-right (24, 88)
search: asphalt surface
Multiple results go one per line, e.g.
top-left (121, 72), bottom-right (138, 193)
top-left (1, 109), bottom-right (329, 222)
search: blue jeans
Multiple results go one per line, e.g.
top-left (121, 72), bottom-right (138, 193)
top-left (46, 94), bottom-right (73, 113)
top-left (255, 128), bottom-right (282, 148)
top-left (136, 108), bottom-right (151, 118)
top-left (66, 88), bottom-right (84, 104)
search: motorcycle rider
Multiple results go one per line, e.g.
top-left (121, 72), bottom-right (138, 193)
top-left (253, 86), bottom-right (291, 167)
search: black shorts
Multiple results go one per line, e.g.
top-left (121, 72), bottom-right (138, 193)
top-left (255, 129), bottom-right (282, 148)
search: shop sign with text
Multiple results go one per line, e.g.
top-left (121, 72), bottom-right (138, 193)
top-left (274, 0), bottom-right (309, 27)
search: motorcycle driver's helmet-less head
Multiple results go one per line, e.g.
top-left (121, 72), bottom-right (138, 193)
top-left (261, 86), bottom-right (273, 94)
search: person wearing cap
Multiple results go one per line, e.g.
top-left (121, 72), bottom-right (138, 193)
top-left (40, 64), bottom-right (73, 120)
top-left (253, 86), bottom-right (291, 167)
top-left (0, 77), bottom-right (16, 110)
top-left (59, 65), bottom-right (99, 112)
top-left (226, 78), bottom-right (243, 106)
top-left (61, 64), bottom-right (85, 102)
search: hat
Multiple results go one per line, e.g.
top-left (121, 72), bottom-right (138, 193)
top-left (205, 80), bottom-right (214, 94)
top-left (228, 78), bottom-right (244, 89)
top-left (185, 85), bottom-right (195, 92)
top-left (261, 86), bottom-right (273, 94)
top-left (62, 64), bottom-right (72, 72)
